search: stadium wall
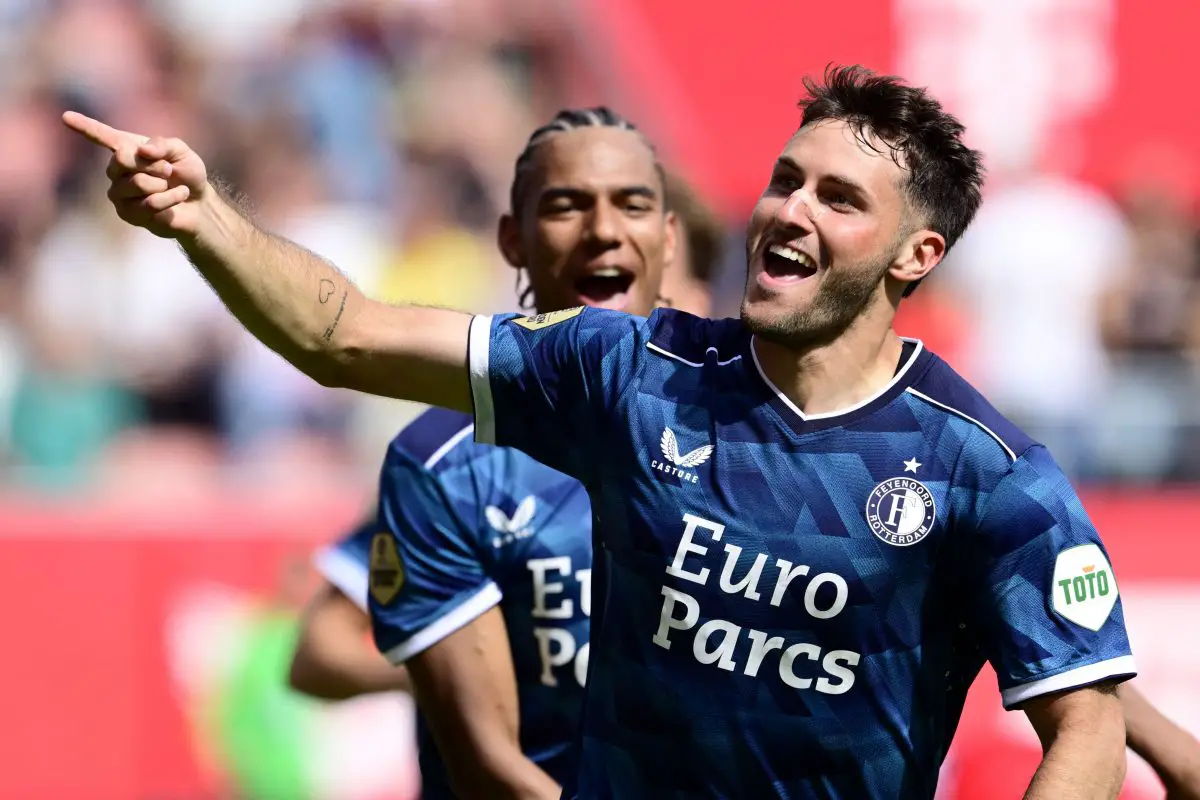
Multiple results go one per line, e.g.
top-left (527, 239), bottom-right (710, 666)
top-left (0, 490), bottom-right (1195, 798)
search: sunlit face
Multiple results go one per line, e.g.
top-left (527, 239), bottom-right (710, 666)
top-left (742, 119), bottom-right (916, 348)
top-left (499, 127), bottom-right (676, 317)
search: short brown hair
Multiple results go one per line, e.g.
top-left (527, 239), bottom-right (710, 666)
top-left (800, 65), bottom-right (985, 296)
top-left (665, 173), bottom-right (725, 285)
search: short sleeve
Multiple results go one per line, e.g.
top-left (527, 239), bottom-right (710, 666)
top-left (965, 446), bottom-right (1136, 709)
top-left (467, 307), bottom-right (644, 482)
top-left (368, 447), bottom-right (502, 664)
top-left (313, 519), bottom-right (376, 611)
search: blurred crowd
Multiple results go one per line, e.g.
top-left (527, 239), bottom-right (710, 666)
top-left (897, 146), bottom-right (1200, 486)
top-left (0, 0), bottom-right (628, 494)
top-left (2, 0), bottom-right (1200, 494)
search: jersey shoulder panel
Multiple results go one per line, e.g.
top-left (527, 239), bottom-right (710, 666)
top-left (644, 309), bottom-right (748, 367)
top-left (389, 406), bottom-right (476, 471)
top-left (905, 351), bottom-right (1039, 469)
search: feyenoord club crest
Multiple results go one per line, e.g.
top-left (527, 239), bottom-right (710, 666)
top-left (865, 477), bottom-right (937, 547)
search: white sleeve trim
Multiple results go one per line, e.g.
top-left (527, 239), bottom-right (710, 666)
top-left (1001, 655), bottom-right (1137, 709)
top-left (313, 546), bottom-right (369, 612)
top-left (381, 581), bottom-right (503, 665)
top-left (468, 314), bottom-right (497, 445)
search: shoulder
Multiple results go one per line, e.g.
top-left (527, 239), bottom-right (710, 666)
top-left (385, 406), bottom-right (576, 495)
top-left (490, 306), bottom-right (648, 340)
top-left (643, 308), bottom-right (748, 367)
top-left (903, 349), bottom-right (1039, 473)
top-left (489, 307), bottom-right (741, 355)
top-left (387, 407), bottom-right (478, 473)
top-left (900, 352), bottom-right (1087, 532)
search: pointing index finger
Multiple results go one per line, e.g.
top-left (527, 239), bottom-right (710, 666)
top-left (61, 110), bottom-right (147, 152)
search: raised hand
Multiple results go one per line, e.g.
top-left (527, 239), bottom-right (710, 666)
top-left (61, 111), bottom-right (210, 239)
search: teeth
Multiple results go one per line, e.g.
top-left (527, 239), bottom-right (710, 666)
top-left (592, 268), bottom-right (623, 278)
top-left (768, 244), bottom-right (816, 270)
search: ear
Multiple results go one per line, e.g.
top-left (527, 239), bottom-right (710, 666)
top-left (889, 228), bottom-right (945, 289)
top-left (497, 213), bottom-right (525, 269)
top-left (663, 209), bottom-right (680, 270)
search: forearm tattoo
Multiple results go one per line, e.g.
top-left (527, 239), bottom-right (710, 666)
top-left (322, 289), bottom-right (348, 341)
top-left (318, 278), bottom-right (335, 304)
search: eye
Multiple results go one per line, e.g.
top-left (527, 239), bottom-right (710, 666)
top-left (824, 191), bottom-right (856, 211)
top-left (771, 174), bottom-right (802, 194)
top-left (543, 200), bottom-right (578, 216)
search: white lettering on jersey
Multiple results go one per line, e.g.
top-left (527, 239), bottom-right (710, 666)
top-left (694, 619), bottom-right (741, 671)
top-left (650, 428), bottom-right (713, 484)
top-left (653, 586), bottom-right (701, 649)
top-left (528, 556), bottom-right (574, 619)
top-left (654, 514), bottom-right (863, 694)
top-left (805, 573), bottom-right (849, 619)
top-left (771, 560), bottom-right (810, 606)
top-left (666, 514), bottom-right (724, 584)
top-left (720, 544), bottom-right (768, 601)
top-left (527, 556), bottom-right (591, 687)
top-left (533, 628), bottom-right (576, 686)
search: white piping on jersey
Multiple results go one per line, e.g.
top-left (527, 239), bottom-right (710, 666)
top-left (750, 336), bottom-right (925, 422)
top-left (424, 423), bottom-right (476, 469)
top-left (1001, 654), bottom-right (1136, 709)
top-left (313, 545), bottom-right (370, 611)
top-left (382, 580), bottom-right (504, 665)
top-left (904, 387), bottom-right (1017, 462)
top-left (646, 341), bottom-right (743, 367)
top-left (468, 314), bottom-right (496, 445)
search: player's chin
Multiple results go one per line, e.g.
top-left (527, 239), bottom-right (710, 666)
top-left (743, 278), bottom-right (818, 328)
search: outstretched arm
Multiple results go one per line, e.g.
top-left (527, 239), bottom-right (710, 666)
top-left (62, 111), bottom-right (472, 410)
top-left (1121, 682), bottom-right (1200, 799)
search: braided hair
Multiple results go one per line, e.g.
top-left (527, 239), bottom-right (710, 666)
top-left (507, 107), bottom-right (669, 311)
top-left (509, 107), bottom-right (666, 220)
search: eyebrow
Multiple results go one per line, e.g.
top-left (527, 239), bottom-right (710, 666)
top-left (538, 185), bottom-right (659, 203)
top-left (775, 156), bottom-right (871, 198)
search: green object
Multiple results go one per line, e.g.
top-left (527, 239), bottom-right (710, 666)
top-left (213, 611), bottom-right (315, 800)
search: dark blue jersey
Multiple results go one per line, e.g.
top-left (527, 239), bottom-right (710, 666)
top-left (466, 306), bottom-right (1136, 800)
top-left (318, 407), bottom-right (592, 798)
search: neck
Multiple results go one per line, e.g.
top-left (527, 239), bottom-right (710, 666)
top-left (751, 303), bottom-right (905, 417)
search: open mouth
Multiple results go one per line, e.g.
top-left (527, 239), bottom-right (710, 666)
top-left (762, 243), bottom-right (818, 283)
top-left (574, 267), bottom-right (636, 310)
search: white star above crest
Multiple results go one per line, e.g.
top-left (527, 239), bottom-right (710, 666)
top-left (903, 458), bottom-right (921, 473)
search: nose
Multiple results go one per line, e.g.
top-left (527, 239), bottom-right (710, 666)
top-left (585, 200), bottom-right (622, 248)
top-left (775, 188), bottom-right (820, 233)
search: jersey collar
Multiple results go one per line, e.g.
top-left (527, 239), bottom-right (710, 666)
top-left (745, 333), bottom-right (934, 436)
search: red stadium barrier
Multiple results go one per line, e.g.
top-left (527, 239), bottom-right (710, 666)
top-left (589, 0), bottom-right (1200, 217)
top-left (0, 489), bottom-right (1195, 798)
top-left (945, 490), bottom-right (1200, 799)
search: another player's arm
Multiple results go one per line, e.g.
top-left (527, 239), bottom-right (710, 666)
top-left (289, 580), bottom-right (411, 701)
top-left (1121, 683), bottom-right (1200, 799)
top-left (406, 608), bottom-right (561, 800)
top-left (1020, 682), bottom-right (1127, 800)
top-left (63, 112), bottom-right (471, 411)
top-left (371, 449), bottom-right (561, 799)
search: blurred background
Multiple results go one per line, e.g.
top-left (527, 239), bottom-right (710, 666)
top-left (0, 0), bottom-right (1198, 797)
